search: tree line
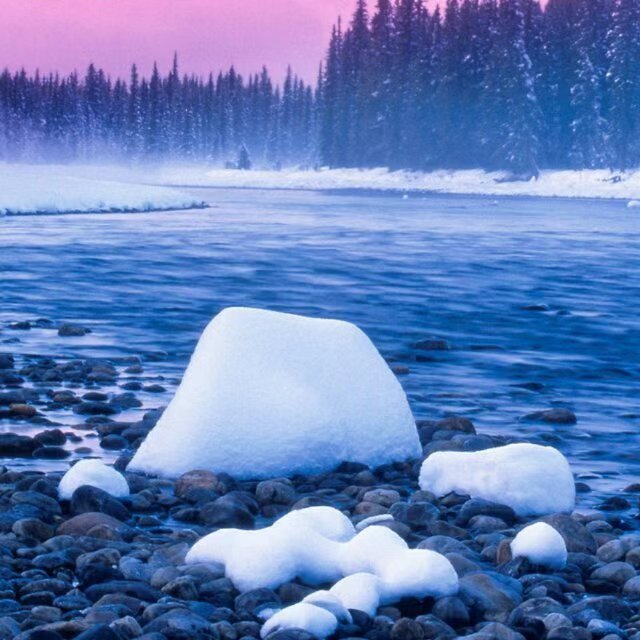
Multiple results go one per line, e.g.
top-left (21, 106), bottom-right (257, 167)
top-left (1, 0), bottom-right (639, 174)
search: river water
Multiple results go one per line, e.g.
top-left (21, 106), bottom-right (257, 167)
top-left (1, 187), bottom-right (639, 503)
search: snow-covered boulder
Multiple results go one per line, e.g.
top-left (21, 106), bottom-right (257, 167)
top-left (261, 603), bottom-right (338, 639)
top-left (329, 573), bottom-right (382, 617)
top-left (58, 459), bottom-right (129, 500)
top-left (510, 522), bottom-right (568, 569)
top-left (186, 506), bottom-right (458, 603)
top-left (419, 443), bottom-right (575, 516)
top-left (128, 307), bottom-right (420, 479)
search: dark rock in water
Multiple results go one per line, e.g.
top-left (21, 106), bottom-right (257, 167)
top-left (33, 446), bottom-right (70, 459)
top-left (508, 597), bottom-right (566, 627)
top-left (567, 596), bottom-right (633, 625)
top-left (110, 393), bottom-right (142, 409)
top-left (413, 338), bottom-right (451, 351)
top-left (11, 490), bottom-right (61, 520)
top-left (539, 514), bottom-right (597, 554)
top-left (142, 609), bottom-right (216, 636)
top-left (9, 320), bottom-right (31, 330)
top-left (235, 588), bottom-right (282, 617)
top-left (34, 429), bottom-right (66, 446)
top-left (0, 354), bottom-right (14, 369)
top-left (598, 496), bottom-right (632, 511)
top-left (58, 512), bottom-right (125, 536)
top-left (175, 469), bottom-right (225, 498)
top-left (161, 575), bottom-right (199, 601)
top-left (74, 626), bottom-right (119, 640)
top-left (390, 501), bottom-right (439, 528)
top-left (8, 402), bottom-right (38, 418)
top-left (522, 408), bottom-right (577, 425)
top-left (143, 384), bottom-right (166, 393)
top-left (457, 499), bottom-right (516, 526)
top-left (74, 401), bottom-right (117, 416)
top-left (590, 561), bottom-right (636, 586)
top-left (200, 494), bottom-right (255, 529)
top-left (100, 434), bottom-right (128, 450)
top-left (71, 486), bottom-right (130, 521)
top-left (510, 382), bottom-right (545, 392)
top-left (458, 571), bottom-right (523, 622)
top-left (0, 433), bottom-right (37, 456)
top-left (414, 614), bottom-right (456, 639)
top-left (521, 304), bottom-right (550, 312)
top-left (58, 323), bottom-right (90, 337)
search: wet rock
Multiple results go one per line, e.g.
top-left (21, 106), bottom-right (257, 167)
top-left (70, 486), bottom-right (130, 521)
top-left (11, 490), bottom-right (61, 520)
top-left (34, 429), bottom-right (66, 446)
top-left (235, 588), bottom-right (282, 618)
top-left (458, 571), bottom-right (523, 622)
top-left (390, 618), bottom-right (425, 640)
top-left (143, 609), bottom-right (216, 637)
top-left (457, 499), bottom-right (516, 526)
top-left (58, 323), bottom-right (90, 337)
top-left (590, 561), bottom-right (636, 586)
top-left (9, 403), bottom-right (37, 418)
top-left (431, 596), bottom-right (470, 627)
top-left (256, 479), bottom-right (296, 505)
top-left (522, 408), bottom-right (577, 425)
top-left (161, 576), bottom-right (199, 601)
top-left (623, 575), bottom-right (640, 596)
top-left (175, 469), bottom-right (225, 498)
top-left (200, 494), bottom-right (255, 529)
top-left (508, 597), bottom-right (566, 628)
top-left (0, 433), bottom-right (37, 456)
top-left (100, 435), bottom-right (129, 450)
top-left (567, 596), bottom-right (633, 625)
top-left (85, 581), bottom-right (160, 604)
top-left (414, 614), bottom-right (456, 639)
top-left (57, 512), bottom-right (124, 536)
top-left (12, 518), bottom-right (54, 541)
top-left (539, 514), bottom-right (597, 554)
top-left (74, 402), bottom-right (117, 416)
top-left (463, 622), bottom-right (526, 640)
top-left (413, 338), bottom-right (451, 351)
top-left (390, 501), bottom-right (439, 528)
top-left (32, 446), bottom-right (70, 459)
top-left (599, 496), bottom-right (632, 511)
top-left (0, 354), bottom-right (14, 369)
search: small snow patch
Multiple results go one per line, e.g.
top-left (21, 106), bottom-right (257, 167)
top-left (419, 443), bottom-right (575, 516)
top-left (511, 522), bottom-right (568, 569)
top-left (58, 459), bottom-right (129, 500)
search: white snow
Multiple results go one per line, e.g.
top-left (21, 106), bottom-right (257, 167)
top-left (510, 522), bottom-right (568, 569)
top-left (302, 591), bottom-right (353, 624)
top-left (186, 506), bottom-right (458, 601)
top-left (58, 459), bottom-right (129, 500)
top-left (329, 573), bottom-right (382, 617)
top-left (155, 165), bottom-right (640, 201)
top-left (261, 603), bottom-right (338, 639)
top-left (0, 164), bottom-right (204, 215)
top-left (419, 443), bottom-right (575, 516)
top-left (128, 307), bottom-right (421, 479)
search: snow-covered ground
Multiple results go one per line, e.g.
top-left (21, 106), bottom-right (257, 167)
top-left (0, 164), bottom-right (205, 215)
top-left (157, 165), bottom-right (640, 201)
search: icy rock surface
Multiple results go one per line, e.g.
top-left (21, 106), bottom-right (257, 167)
top-left (419, 443), bottom-right (575, 516)
top-left (186, 506), bottom-right (458, 601)
top-left (129, 307), bottom-right (420, 479)
top-left (58, 459), bottom-right (129, 500)
top-left (510, 522), bottom-right (568, 569)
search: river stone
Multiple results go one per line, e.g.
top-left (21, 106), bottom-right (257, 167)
top-left (256, 479), bottom-right (296, 505)
top-left (432, 596), bottom-right (470, 627)
top-left (522, 409), bottom-right (577, 424)
top-left (459, 572), bottom-right (523, 622)
top-left (457, 499), bottom-right (516, 526)
top-left (0, 433), bottom-right (37, 456)
top-left (567, 596), bottom-right (633, 625)
top-left (70, 486), bottom-right (130, 521)
top-left (539, 514), bottom-right (597, 554)
top-left (390, 501), bottom-right (440, 528)
top-left (591, 561), bottom-right (636, 586)
top-left (200, 494), bottom-right (255, 528)
top-left (508, 597), bottom-right (566, 628)
top-left (57, 512), bottom-right (124, 537)
top-left (12, 518), bottom-right (54, 541)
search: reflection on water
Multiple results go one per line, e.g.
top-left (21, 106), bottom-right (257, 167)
top-left (1, 188), bottom-right (639, 500)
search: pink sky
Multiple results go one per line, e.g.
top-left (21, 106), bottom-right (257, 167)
top-left (0, 0), bottom-right (357, 83)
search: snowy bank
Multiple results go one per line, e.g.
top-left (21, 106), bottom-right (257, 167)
top-left (419, 443), bottom-right (575, 516)
top-left (157, 165), bottom-right (640, 200)
top-left (128, 307), bottom-right (421, 479)
top-left (0, 164), bottom-right (205, 215)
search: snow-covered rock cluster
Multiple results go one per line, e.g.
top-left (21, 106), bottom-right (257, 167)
top-left (186, 506), bottom-right (458, 637)
top-left (129, 307), bottom-right (421, 479)
top-left (419, 443), bottom-right (575, 516)
top-left (58, 459), bottom-right (129, 500)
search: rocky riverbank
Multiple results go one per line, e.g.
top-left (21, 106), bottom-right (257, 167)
top-left (2, 332), bottom-right (640, 640)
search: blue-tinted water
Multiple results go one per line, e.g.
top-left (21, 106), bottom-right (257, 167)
top-left (1, 188), bottom-right (639, 501)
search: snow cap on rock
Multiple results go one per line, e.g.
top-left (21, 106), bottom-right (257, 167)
top-left (129, 307), bottom-right (420, 479)
top-left (58, 459), bottom-right (129, 501)
top-left (419, 443), bottom-right (575, 516)
top-left (510, 522), bottom-right (568, 569)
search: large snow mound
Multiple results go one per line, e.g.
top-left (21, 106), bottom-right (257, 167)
top-left (419, 443), bottom-right (575, 516)
top-left (128, 307), bottom-right (421, 479)
top-left (186, 506), bottom-right (459, 601)
top-left (0, 164), bottom-right (204, 215)
top-left (510, 522), bottom-right (568, 569)
top-left (58, 459), bottom-right (129, 500)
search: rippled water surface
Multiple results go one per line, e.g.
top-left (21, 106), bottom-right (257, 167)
top-left (1, 188), bottom-right (639, 501)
